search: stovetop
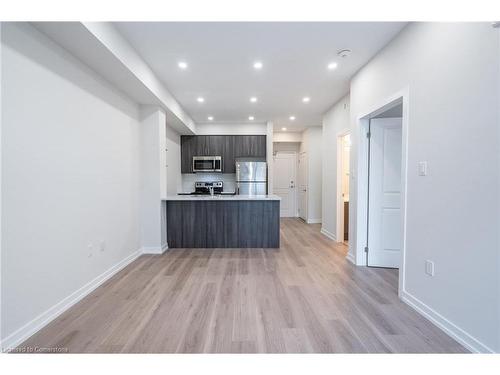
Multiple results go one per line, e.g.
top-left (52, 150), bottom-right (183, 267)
top-left (177, 181), bottom-right (235, 196)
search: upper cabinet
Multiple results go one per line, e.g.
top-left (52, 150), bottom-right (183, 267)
top-left (180, 135), bottom-right (266, 173)
top-left (233, 135), bottom-right (266, 159)
top-left (180, 136), bottom-right (196, 173)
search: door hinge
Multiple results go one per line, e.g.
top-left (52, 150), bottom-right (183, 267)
top-left (364, 246), bottom-right (369, 253)
top-left (366, 132), bottom-right (371, 139)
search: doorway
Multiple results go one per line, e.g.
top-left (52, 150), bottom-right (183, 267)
top-left (355, 92), bottom-right (408, 296)
top-left (273, 151), bottom-right (297, 217)
top-left (337, 132), bottom-right (351, 244)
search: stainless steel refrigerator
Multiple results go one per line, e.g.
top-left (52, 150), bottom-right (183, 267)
top-left (235, 158), bottom-right (267, 195)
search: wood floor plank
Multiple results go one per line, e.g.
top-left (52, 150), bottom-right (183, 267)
top-left (16, 218), bottom-right (467, 353)
top-left (177, 282), bottom-right (217, 353)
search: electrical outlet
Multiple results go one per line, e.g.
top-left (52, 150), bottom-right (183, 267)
top-left (425, 260), bottom-right (435, 276)
top-left (99, 240), bottom-right (106, 252)
top-left (418, 161), bottom-right (427, 176)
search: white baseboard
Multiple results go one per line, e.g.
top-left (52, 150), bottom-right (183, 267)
top-left (401, 290), bottom-right (495, 353)
top-left (141, 243), bottom-right (168, 255)
top-left (346, 252), bottom-right (355, 264)
top-left (307, 218), bottom-right (322, 224)
top-left (320, 227), bottom-right (336, 241)
top-left (1, 249), bottom-right (142, 352)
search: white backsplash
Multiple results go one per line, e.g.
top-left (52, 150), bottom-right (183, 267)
top-left (181, 173), bottom-right (236, 193)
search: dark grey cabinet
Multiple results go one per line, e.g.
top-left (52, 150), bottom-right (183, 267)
top-left (166, 200), bottom-right (280, 248)
top-left (233, 135), bottom-right (266, 159)
top-left (223, 136), bottom-right (236, 173)
top-left (180, 135), bottom-right (266, 173)
top-left (180, 136), bottom-right (196, 173)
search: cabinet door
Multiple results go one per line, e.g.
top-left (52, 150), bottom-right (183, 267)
top-left (208, 135), bottom-right (224, 156)
top-left (194, 135), bottom-right (210, 156)
top-left (234, 136), bottom-right (250, 158)
top-left (223, 136), bottom-right (235, 173)
top-left (180, 136), bottom-right (195, 173)
top-left (253, 135), bottom-right (267, 157)
top-left (234, 135), bottom-right (266, 158)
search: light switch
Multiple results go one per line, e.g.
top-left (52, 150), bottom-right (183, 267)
top-left (418, 161), bottom-right (427, 176)
top-left (425, 260), bottom-right (435, 276)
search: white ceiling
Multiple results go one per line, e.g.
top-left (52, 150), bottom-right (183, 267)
top-left (114, 22), bottom-right (407, 131)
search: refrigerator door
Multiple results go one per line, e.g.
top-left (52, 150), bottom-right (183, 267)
top-left (237, 182), bottom-right (267, 196)
top-left (236, 160), bottom-right (267, 182)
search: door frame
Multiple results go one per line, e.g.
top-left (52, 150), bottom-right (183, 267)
top-left (336, 129), bottom-right (351, 245)
top-left (298, 151), bottom-right (308, 222)
top-left (273, 150), bottom-right (298, 217)
top-left (355, 87), bottom-right (409, 298)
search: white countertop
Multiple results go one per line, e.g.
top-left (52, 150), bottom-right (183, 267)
top-left (164, 194), bottom-right (281, 201)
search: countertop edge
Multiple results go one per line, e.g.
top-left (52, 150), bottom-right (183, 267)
top-left (163, 194), bottom-right (281, 201)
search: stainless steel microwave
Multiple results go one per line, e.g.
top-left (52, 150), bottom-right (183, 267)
top-left (192, 156), bottom-right (222, 173)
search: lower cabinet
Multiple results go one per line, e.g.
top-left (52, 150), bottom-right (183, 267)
top-left (166, 200), bottom-right (280, 248)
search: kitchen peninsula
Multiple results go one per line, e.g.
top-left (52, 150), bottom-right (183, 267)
top-left (164, 195), bottom-right (280, 248)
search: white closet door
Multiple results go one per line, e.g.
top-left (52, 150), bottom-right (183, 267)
top-left (368, 118), bottom-right (402, 268)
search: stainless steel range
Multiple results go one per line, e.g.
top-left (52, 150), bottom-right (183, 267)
top-left (177, 181), bottom-right (235, 196)
top-left (194, 181), bottom-right (223, 195)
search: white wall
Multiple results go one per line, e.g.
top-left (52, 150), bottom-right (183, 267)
top-left (196, 123), bottom-right (267, 135)
top-left (348, 23), bottom-right (499, 352)
top-left (1, 23), bottom-right (142, 346)
top-left (139, 106), bottom-right (167, 253)
top-left (273, 132), bottom-right (302, 143)
top-left (273, 142), bottom-right (301, 153)
top-left (300, 127), bottom-right (323, 223)
top-left (498, 27), bottom-right (500, 354)
top-left (165, 125), bottom-right (182, 195)
top-left (321, 95), bottom-right (350, 241)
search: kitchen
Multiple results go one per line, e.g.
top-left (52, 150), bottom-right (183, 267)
top-left (164, 132), bottom-right (281, 248)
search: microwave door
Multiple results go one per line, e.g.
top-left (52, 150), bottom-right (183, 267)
top-left (193, 158), bottom-right (214, 172)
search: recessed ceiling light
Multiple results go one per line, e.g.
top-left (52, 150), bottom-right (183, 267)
top-left (250, 97), bottom-right (258, 103)
top-left (248, 116), bottom-right (255, 121)
top-left (289, 116), bottom-right (296, 121)
top-left (178, 61), bottom-right (188, 69)
top-left (197, 97), bottom-right (205, 103)
top-left (282, 127), bottom-right (287, 131)
top-left (302, 97), bottom-right (310, 103)
top-left (253, 61), bottom-right (263, 70)
top-left (327, 62), bottom-right (338, 70)
top-left (207, 116), bottom-right (214, 121)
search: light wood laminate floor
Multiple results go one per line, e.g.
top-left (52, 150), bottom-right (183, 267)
top-left (20, 218), bottom-right (466, 353)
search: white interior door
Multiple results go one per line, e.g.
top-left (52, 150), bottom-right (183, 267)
top-left (273, 152), bottom-right (297, 217)
top-left (368, 118), bottom-right (402, 268)
top-left (298, 152), bottom-right (308, 221)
